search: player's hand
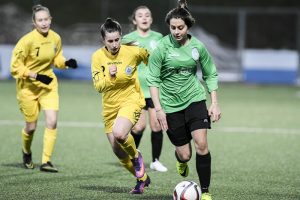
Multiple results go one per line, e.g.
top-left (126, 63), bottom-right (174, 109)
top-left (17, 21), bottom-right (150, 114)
top-left (156, 109), bottom-right (168, 131)
top-left (65, 59), bottom-right (78, 69)
top-left (109, 65), bottom-right (117, 77)
top-left (208, 103), bottom-right (221, 122)
top-left (36, 74), bottom-right (53, 85)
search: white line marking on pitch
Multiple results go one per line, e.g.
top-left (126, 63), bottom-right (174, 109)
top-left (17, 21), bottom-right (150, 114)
top-left (0, 120), bottom-right (299, 134)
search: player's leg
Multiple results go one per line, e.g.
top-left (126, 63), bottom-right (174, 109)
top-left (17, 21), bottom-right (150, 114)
top-left (188, 101), bottom-right (212, 199)
top-left (175, 143), bottom-right (192, 177)
top-left (131, 109), bottom-right (146, 148)
top-left (39, 109), bottom-right (58, 172)
top-left (109, 121), bottom-right (150, 194)
top-left (22, 122), bottom-right (37, 169)
top-left (39, 89), bottom-right (59, 172)
top-left (106, 132), bottom-right (135, 176)
top-left (148, 106), bottom-right (167, 172)
top-left (192, 129), bottom-right (212, 199)
top-left (115, 103), bottom-right (146, 175)
top-left (193, 132), bottom-right (212, 200)
top-left (113, 116), bottom-right (138, 158)
top-left (113, 116), bottom-right (147, 177)
top-left (23, 122), bottom-right (37, 153)
top-left (18, 96), bottom-right (39, 169)
top-left (166, 110), bottom-right (192, 177)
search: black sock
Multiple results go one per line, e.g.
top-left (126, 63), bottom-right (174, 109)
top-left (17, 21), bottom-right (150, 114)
top-left (151, 130), bottom-right (163, 162)
top-left (131, 131), bottom-right (143, 148)
top-left (196, 152), bottom-right (211, 193)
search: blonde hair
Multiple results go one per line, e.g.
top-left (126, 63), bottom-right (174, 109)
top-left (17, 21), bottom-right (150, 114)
top-left (32, 4), bottom-right (51, 22)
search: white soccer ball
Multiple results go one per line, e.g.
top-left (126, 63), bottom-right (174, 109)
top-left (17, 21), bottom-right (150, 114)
top-left (173, 181), bottom-right (201, 200)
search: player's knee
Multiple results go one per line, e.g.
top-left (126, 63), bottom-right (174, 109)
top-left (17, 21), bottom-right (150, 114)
top-left (25, 128), bottom-right (35, 135)
top-left (150, 118), bottom-right (161, 132)
top-left (25, 123), bottom-right (37, 135)
top-left (46, 122), bottom-right (57, 129)
top-left (46, 118), bottom-right (57, 129)
top-left (177, 152), bottom-right (191, 162)
top-left (195, 141), bottom-right (208, 155)
top-left (150, 123), bottom-right (161, 132)
top-left (113, 131), bottom-right (127, 142)
top-left (133, 123), bottom-right (146, 133)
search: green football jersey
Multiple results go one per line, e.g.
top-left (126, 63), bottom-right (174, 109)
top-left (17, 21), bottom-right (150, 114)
top-left (123, 30), bottom-right (163, 98)
top-left (147, 34), bottom-right (218, 113)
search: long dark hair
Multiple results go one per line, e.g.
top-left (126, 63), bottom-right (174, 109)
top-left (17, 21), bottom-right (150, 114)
top-left (100, 18), bottom-right (122, 39)
top-left (165, 0), bottom-right (195, 28)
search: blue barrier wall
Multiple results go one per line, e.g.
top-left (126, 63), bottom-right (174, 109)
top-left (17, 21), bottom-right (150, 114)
top-left (1, 45), bottom-right (299, 85)
top-left (243, 49), bottom-right (299, 85)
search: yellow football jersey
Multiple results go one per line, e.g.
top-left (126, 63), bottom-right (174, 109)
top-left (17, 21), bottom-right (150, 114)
top-left (10, 29), bottom-right (67, 90)
top-left (91, 44), bottom-right (149, 110)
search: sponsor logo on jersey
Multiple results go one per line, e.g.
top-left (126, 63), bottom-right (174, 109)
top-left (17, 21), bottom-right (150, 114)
top-left (108, 61), bottom-right (122, 65)
top-left (125, 66), bottom-right (133, 75)
top-left (191, 48), bottom-right (199, 61)
top-left (150, 40), bottom-right (157, 50)
top-left (41, 41), bottom-right (51, 45)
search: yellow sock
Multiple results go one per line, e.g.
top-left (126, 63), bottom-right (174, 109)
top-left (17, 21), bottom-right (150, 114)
top-left (119, 156), bottom-right (135, 176)
top-left (118, 134), bottom-right (138, 159)
top-left (138, 173), bottom-right (148, 182)
top-left (42, 128), bottom-right (57, 164)
top-left (22, 129), bottom-right (33, 154)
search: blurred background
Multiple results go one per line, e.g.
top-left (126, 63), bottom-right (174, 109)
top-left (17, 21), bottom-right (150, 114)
top-left (0, 0), bottom-right (299, 84)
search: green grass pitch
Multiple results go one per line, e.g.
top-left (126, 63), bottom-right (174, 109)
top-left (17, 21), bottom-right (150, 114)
top-left (0, 80), bottom-right (299, 200)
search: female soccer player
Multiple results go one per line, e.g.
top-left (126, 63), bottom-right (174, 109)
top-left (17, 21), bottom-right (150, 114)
top-left (91, 18), bottom-right (150, 194)
top-left (147, 1), bottom-right (221, 200)
top-left (10, 4), bottom-right (78, 172)
top-left (123, 6), bottom-right (167, 172)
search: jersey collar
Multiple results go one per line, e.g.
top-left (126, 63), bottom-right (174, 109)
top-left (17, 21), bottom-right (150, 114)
top-left (169, 34), bottom-right (192, 47)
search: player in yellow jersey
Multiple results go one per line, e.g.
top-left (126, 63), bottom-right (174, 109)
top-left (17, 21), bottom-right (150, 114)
top-left (91, 18), bottom-right (150, 194)
top-left (10, 4), bottom-right (77, 173)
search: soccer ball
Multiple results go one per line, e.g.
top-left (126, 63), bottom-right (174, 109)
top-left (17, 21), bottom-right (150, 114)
top-left (173, 181), bottom-right (201, 200)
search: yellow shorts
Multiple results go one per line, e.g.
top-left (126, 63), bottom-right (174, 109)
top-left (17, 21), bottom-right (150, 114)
top-left (17, 85), bottom-right (59, 122)
top-left (103, 101), bottom-right (144, 133)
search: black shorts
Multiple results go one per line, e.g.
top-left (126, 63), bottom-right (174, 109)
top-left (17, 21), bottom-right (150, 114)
top-left (166, 101), bottom-right (211, 146)
top-left (143, 98), bottom-right (154, 110)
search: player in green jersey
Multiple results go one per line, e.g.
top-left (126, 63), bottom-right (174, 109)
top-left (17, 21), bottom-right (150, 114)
top-left (10, 4), bottom-right (77, 173)
top-left (123, 6), bottom-right (167, 172)
top-left (147, 1), bottom-right (221, 200)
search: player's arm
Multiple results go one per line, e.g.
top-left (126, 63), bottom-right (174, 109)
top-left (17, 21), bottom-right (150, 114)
top-left (149, 86), bottom-right (168, 131)
top-left (10, 40), bottom-right (31, 79)
top-left (208, 90), bottom-right (221, 122)
top-left (91, 53), bottom-right (116, 93)
top-left (198, 44), bottom-right (218, 93)
top-left (11, 39), bottom-right (53, 85)
top-left (146, 46), bottom-right (162, 88)
top-left (198, 44), bottom-right (221, 122)
top-left (147, 47), bottom-right (168, 131)
top-left (137, 47), bottom-right (149, 66)
top-left (52, 35), bottom-right (67, 69)
top-left (53, 36), bottom-right (78, 69)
